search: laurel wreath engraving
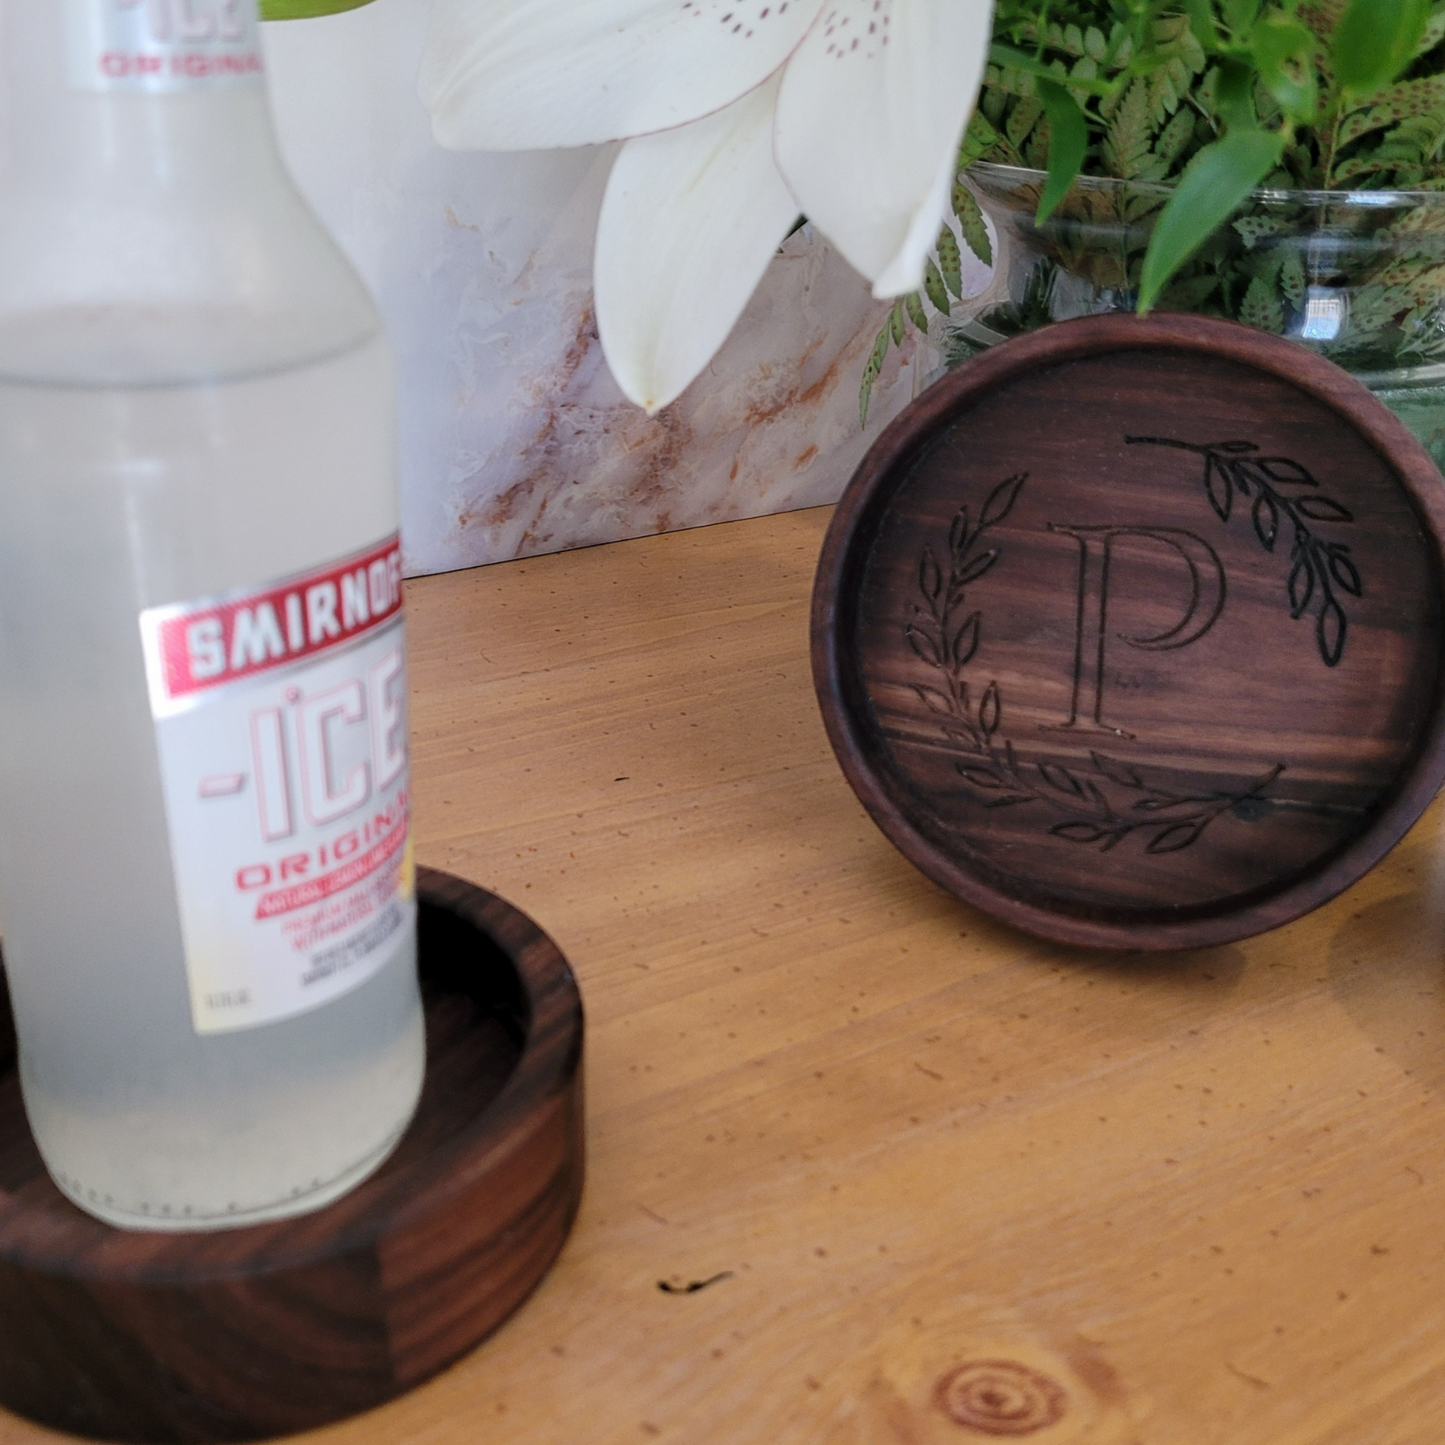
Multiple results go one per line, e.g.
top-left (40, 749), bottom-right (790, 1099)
top-left (907, 472), bottom-right (1286, 854)
top-left (1125, 436), bottom-right (1360, 668)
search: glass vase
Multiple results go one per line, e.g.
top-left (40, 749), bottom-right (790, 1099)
top-left (933, 161), bottom-right (1445, 468)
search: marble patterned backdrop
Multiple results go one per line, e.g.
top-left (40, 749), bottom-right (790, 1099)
top-left (262, 0), bottom-right (919, 577)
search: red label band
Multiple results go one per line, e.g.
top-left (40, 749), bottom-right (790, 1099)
top-left (97, 48), bottom-right (263, 79)
top-left (153, 538), bottom-right (403, 705)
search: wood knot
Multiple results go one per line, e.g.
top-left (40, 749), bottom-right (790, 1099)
top-left (934, 1360), bottom-right (1067, 1436)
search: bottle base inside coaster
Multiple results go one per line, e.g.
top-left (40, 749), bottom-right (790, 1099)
top-left (45, 1101), bottom-right (417, 1233)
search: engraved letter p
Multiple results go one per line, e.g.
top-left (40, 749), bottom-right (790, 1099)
top-left (1047, 525), bottom-right (1227, 733)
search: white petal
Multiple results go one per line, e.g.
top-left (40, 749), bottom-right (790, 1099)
top-left (595, 76), bottom-right (799, 413)
top-left (422, 0), bottom-right (825, 152)
top-left (774, 0), bottom-right (991, 295)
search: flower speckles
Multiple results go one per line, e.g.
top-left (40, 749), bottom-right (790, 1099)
top-left (821, 1), bottom-right (891, 59)
top-left (681, 1), bottom-right (786, 40)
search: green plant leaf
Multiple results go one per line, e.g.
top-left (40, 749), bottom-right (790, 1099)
top-left (260, 0), bottom-right (373, 16)
top-left (1252, 18), bottom-right (1319, 121)
top-left (1222, 0), bottom-right (1262, 34)
top-left (1139, 128), bottom-right (1287, 312)
top-left (989, 42), bottom-right (1112, 96)
top-left (1332, 0), bottom-right (1432, 95)
top-left (1215, 57), bottom-right (1259, 130)
top-left (1181, 0), bottom-right (1219, 50)
top-left (1036, 80), bottom-right (1090, 222)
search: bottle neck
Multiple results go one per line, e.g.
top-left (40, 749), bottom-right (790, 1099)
top-left (1, 0), bottom-right (280, 193)
top-left (66, 0), bottom-right (266, 93)
top-left (0, 0), bottom-right (382, 386)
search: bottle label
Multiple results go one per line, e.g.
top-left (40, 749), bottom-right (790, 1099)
top-left (139, 536), bottom-right (414, 1035)
top-left (66, 0), bottom-right (265, 93)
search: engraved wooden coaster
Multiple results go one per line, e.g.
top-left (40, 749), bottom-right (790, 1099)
top-left (812, 314), bottom-right (1445, 950)
top-left (0, 867), bottom-right (585, 1443)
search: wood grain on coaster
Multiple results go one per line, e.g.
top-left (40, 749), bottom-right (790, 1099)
top-left (813, 313), bottom-right (1445, 948)
top-left (0, 867), bottom-right (584, 1444)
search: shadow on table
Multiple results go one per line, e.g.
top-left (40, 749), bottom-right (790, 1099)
top-left (1328, 888), bottom-right (1445, 1093)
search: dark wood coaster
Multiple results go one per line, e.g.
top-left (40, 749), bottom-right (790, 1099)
top-left (0, 867), bottom-right (585, 1443)
top-left (812, 313), bottom-right (1445, 950)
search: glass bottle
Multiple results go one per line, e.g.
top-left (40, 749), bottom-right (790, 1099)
top-left (0, 0), bottom-right (425, 1230)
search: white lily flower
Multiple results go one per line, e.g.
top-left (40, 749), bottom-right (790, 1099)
top-left (421, 0), bottom-right (993, 413)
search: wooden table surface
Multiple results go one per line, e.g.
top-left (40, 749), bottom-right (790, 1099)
top-left (7, 505), bottom-right (1445, 1445)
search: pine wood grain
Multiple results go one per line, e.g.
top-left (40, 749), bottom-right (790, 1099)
top-left (7, 504), bottom-right (1445, 1445)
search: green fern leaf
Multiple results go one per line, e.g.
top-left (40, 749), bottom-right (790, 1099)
top-left (924, 257), bottom-right (951, 315)
top-left (1148, 67), bottom-right (1181, 127)
top-left (992, 66), bottom-right (1038, 100)
top-left (1416, 10), bottom-right (1445, 56)
top-left (1197, 64), bottom-right (1222, 119)
top-left (1007, 95), bottom-right (1045, 148)
top-left (1350, 282), bottom-right (1417, 333)
top-left (937, 227), bottom-right (964, 298)
top-left (1241, 247), bottom-right (1288, 286)
top-left (869, 315), bottom-right (891, 370)
top-left (1337, 75), bottom-right (1445, 148)
top-left (1151, 14), bottom-right (1188, 45)
top-left (1299, 0), bottom-right (1351, 41)
top-left (1161, 273), bottom-right (1222, 308)
top-left (859, 375), bottom-right (876, 429)
top-left (1241, 276), bottom-right (1286, 332)
top-left (1280, 250), bottom-right (1308, 305)
top-left (859, 317), bottom-right (891, 426)
top-left (1155, 107), bottom-right (1196, 169)
top-left (1332, 152), bottom-right (1398, 183)
top-left (1108, 24), bottom-right (1135, 70)
top-left (1103, 79), bottom-right (1154, 179)
top-left (1024, 117), bottom-right (1052, 170)
top-left (958, 109), bottom-right (1003, 169)
top-left (954, 183), bottom-right (994, 266)
top-left (1178, 26), bottom-right (1208, 74)
top-left (906, 292), bottom-right (930, 333)
top-left (1233, 214), bottom-right (1291, 249)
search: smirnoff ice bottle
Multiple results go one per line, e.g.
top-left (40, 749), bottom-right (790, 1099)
top-left (0, 0), bottom-right (425, 1228)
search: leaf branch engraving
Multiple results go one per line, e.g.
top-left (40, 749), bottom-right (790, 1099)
top-left (1125, 436), bottom-right (1361, 667)
top-left (906, 471), bottom-right (1026, 769)
top-left (908, 472), bottom-right (1286, 854)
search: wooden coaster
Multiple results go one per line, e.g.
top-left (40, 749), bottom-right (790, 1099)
top-left (0, 867), bottom-right (585, 1443)
top-left (812, 314), bottom-right (1445, 950)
